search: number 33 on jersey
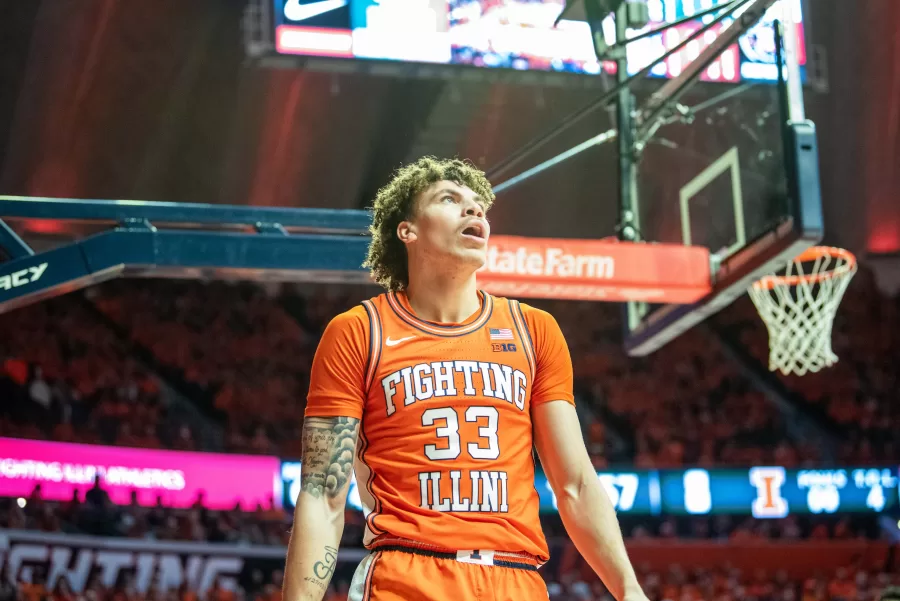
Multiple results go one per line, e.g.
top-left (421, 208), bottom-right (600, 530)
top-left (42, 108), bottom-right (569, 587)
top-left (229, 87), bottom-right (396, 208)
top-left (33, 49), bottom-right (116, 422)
top-left (305, 290), bottom-right (574, 562)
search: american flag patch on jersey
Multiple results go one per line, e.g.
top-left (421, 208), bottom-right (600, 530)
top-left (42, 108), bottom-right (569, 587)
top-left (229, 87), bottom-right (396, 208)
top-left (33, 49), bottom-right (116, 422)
top-left (489, 328), bottom-right (514, 340)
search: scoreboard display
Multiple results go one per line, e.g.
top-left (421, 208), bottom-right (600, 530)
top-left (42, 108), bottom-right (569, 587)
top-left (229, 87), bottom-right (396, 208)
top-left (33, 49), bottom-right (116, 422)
top-left (272, 0), bottom-right (807, 83)
top-left (658, 467), bottom-right (899, 517)
top-left (281, 461), bottom-right (899, 517)
top-left (540, 467), bottom-right (899, 516)
top-left (538, 471), bottom-right (658, 514)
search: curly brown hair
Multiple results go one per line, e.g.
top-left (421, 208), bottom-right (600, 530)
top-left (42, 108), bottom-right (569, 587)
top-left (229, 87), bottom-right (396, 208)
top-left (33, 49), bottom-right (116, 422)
top-left (363, 156), bottom-right (495, 291)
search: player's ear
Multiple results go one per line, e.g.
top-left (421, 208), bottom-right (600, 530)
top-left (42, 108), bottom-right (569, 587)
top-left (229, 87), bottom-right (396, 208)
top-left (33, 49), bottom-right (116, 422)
top-left (397, 220), bottom-right (417, 245)
top-left (399, 189), bottom-right (425, 245)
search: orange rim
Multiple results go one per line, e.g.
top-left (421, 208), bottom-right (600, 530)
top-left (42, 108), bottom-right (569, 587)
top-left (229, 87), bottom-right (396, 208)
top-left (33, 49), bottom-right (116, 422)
top-left (752, 246), bottom-right (857, 290)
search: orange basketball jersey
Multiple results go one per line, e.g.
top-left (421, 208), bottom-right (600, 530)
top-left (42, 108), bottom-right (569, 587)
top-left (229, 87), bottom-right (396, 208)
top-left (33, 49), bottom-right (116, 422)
top-left (305, 290), bottom-right (574, 562)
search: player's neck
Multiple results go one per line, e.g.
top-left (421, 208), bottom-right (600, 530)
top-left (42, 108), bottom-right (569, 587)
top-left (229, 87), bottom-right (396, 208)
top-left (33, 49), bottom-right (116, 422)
top-left (404, 271), bottom-right (480, 324)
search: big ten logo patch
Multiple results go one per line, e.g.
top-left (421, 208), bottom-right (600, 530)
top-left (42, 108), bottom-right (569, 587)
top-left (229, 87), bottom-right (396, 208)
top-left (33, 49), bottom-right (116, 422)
top-left (749, 466), bottom-right (789, 518)
top-left (492, 342), bottom-right (517, 353)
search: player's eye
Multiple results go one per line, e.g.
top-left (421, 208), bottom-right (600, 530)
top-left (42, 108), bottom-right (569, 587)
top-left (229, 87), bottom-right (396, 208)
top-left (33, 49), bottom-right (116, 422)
top-left (442, 195), bottom-right (456, 203)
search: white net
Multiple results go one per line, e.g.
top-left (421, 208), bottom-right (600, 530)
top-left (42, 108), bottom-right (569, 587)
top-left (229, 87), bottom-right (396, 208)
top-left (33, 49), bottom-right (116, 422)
top-left (748, 247), bottom-right (857, 377)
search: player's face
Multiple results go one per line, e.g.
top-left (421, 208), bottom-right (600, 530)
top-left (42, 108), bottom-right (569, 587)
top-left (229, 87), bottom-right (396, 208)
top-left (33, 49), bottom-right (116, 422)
top-left (399, 180), bottom-right (491, 270)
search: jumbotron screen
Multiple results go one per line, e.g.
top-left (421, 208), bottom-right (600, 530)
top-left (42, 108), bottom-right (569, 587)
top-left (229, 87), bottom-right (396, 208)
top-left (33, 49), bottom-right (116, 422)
top-left (272, 0), bottom-right (807, 83)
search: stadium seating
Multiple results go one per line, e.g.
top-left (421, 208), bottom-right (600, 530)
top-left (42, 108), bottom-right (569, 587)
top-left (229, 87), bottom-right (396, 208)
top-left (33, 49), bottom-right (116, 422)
top-left (1, 266), bottom-right (896, 465)
top-left (0, 297), bottom-right (180, 448)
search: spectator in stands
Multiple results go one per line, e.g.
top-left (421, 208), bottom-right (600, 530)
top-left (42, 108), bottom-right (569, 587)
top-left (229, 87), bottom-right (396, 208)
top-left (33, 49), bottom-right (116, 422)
top-left (0, 563), bottom-right (16, 601)
top-left (881, 587), bottom-right (900, 601)
top-left (1, 268), bottom-right (897, 465)
top-left (81, 475), bottom-right (116, 536)
top-left (85, 476), bottom-right (111, 509)
top-left (50, 577), bottom-right (76, 601)
top-left (20, 567), bottom-right (48, 601)
top-left (28, 365), bottom-right (52, 426)
top-left (206, 578), bottom-right (234, 601)
top-left (0, 296), bottom-right (179, 450)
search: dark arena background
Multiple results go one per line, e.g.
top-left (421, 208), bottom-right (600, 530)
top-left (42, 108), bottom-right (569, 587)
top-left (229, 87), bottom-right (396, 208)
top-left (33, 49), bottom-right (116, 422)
top-left (1, 1), bottom-right (900, 600)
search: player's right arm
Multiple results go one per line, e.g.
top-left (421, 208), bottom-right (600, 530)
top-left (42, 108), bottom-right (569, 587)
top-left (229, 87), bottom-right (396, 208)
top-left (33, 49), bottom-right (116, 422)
top-left (284, 415), bottom-right (359, 601)
top-left (283, 308), bottom-right (369, 601)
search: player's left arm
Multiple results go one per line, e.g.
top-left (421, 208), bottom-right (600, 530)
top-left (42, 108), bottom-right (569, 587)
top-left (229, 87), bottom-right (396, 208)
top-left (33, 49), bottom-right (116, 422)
top-left (523, 305), bottom-right (648, 601)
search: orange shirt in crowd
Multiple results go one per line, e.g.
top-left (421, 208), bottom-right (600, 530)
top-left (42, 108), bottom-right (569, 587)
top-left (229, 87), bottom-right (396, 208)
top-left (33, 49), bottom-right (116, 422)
top-left (3, 358), bottom-right (28, 385)
top-left (20, 583), bottom-right (46, 601)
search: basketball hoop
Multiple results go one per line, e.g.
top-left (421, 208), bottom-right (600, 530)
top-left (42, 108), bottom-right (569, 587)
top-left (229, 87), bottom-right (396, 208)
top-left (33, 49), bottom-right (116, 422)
top-left (748, 246), bottom-right (857, 376)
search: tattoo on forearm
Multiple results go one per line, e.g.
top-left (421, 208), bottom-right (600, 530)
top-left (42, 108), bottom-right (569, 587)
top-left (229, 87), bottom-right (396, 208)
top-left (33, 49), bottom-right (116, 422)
top-left (314, 546), bottom-right (338, 580)
top-left (302, 545), bottom-right (338, 593)
top-left (300, 417), bottom-right (359, 499)
top-left (303, 577), bottom-right (326, 592)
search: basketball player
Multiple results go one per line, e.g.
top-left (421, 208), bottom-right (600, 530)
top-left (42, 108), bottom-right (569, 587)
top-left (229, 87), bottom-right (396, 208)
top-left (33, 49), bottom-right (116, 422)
top-left (283, 157), bottom-right (648, 601)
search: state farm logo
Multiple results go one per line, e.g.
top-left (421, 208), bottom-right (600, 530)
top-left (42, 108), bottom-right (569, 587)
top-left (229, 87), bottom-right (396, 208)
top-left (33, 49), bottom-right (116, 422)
top-left (482, 246), bottom-right (615, 280)
top-left (0, 263), bottom-right (48, 291)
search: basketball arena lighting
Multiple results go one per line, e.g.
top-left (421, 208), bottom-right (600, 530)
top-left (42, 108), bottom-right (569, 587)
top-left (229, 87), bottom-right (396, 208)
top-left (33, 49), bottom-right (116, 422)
top-left (1, 0), bottom-right (831, 371)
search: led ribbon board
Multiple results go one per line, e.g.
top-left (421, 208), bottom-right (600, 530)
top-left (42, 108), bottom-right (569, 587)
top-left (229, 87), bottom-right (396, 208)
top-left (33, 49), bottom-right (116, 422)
top-left (272, 0), bottom-right (807, 83)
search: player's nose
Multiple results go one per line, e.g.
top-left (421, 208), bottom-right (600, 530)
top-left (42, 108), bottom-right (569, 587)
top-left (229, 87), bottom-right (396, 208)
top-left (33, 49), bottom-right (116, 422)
top-left (462, 198), bottom-right (484, 219)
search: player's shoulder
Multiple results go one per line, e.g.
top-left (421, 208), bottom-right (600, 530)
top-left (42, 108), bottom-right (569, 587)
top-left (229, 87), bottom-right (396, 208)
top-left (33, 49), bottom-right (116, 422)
top-left (326, 304), bottom-right (369, 329)
top-left (484, 292), bottom-right (543, 313)
top-left (484, 293), bottom-right (562, 335)
top-left (323, 293), bottom-right (389, 331)
top-left (316, 300), bottom-right (377, 355)
top-left (515, 301), bottom-right (551, 318)
top-left (513, 300), bottom-right (560, 329)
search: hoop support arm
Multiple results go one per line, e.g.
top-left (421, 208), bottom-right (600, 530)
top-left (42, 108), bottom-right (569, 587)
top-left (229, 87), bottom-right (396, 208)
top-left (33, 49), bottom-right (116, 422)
top-left (487, 0), bottom-right (754, 183)
top-left (0, 228), bottom-right (371, 315)
top-left (637, 0), bottom-right (779, 148)
top-left (0, 218), bottom-right (34, 259)
top-left (492, 129), bottom-right (617, 194)
top-left (0, 196), bottom-right (371, 234)
top-left (588, 0), bottom-right (744, 57)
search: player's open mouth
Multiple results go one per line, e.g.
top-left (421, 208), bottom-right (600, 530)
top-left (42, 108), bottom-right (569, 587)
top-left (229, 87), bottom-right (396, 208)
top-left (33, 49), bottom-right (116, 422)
top-left (461, 222), bottom-right (486, 241)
